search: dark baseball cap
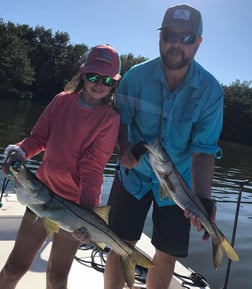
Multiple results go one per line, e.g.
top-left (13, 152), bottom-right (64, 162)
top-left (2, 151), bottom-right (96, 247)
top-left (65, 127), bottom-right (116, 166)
top-left (159, 4), bottom-right (203, 36)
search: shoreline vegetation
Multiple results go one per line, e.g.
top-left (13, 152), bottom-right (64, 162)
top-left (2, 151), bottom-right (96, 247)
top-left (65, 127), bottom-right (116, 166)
top-left (1, 21), bottom-right (252, 145)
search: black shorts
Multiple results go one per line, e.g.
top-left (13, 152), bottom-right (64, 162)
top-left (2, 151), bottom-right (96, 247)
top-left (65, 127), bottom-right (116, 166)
top-left (108, 175), bottom-right (191, 257)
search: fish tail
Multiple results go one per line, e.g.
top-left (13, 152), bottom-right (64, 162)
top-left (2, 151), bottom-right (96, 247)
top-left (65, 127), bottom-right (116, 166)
top-left (120, 249), bottom-right (153, 288)
top-left (132, 247), bottom-right (154, 268)
top-left (120, 255), bottom-right (136, 288)
top-left (221, 237), bottom-right (240, 261)
top-left (213, 236), bottom-right (239, 269)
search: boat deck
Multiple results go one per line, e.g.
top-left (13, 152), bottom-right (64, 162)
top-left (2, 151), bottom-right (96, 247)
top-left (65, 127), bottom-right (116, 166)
top-left (0, 193), bottom-right (210, 289)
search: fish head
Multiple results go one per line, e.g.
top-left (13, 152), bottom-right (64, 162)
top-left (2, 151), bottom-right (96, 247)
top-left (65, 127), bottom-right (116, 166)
top-left (9, 162), bottom-right (51, 205)
top-left (144, 140), bottom-right (171, 175)
top-left (144, 140), bottom-right (175, 200)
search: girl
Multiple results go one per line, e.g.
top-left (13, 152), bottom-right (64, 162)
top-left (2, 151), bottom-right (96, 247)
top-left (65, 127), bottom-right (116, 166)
top-left (0, 44), bottom-right (121, 289)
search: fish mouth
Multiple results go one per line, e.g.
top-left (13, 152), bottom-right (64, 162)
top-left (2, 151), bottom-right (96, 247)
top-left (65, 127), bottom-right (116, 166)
top-left (143, 143), bottom-right (157, 156)
top-left (11, 161), bottom-right (23, 171)
top-left (8, 161), bottom-right (23, 177)
top-left (144, 142), bottom-right (166, 163)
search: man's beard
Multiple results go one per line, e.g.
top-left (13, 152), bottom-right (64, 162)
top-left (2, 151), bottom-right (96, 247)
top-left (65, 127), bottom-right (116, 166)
top-left (161, 47), bottom-right (192, 70)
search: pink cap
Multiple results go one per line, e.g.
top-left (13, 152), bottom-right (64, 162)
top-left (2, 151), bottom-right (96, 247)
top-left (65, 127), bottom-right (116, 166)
top-left (81, 44), bottom-right (121, 80)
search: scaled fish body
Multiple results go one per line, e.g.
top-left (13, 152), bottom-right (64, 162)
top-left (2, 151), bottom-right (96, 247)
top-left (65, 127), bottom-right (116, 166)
top-left (9, 163), bottom-right (153, 288)
top-left (144, 140), bottom-right (239, 269)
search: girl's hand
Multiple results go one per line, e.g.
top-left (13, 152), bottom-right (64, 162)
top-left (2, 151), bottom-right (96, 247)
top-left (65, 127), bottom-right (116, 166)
top-left (2, 147), bottom-right (25, 177)
top-left (72, 227), bottom-right (91, 244)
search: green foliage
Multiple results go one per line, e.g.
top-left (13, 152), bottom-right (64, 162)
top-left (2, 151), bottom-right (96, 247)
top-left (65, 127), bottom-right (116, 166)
top-left (0, 21), bottom-right (147, 101)
top-left (0, 21), bottom-right (251, 144)
top-left (0, 21), bottom-right (88, 100)
top-left (222, 80), bottom-right (252, 144)
top-left (0, 22), bottom-right (34, 99)
top-left (120, 53), bottom-right (148, 76)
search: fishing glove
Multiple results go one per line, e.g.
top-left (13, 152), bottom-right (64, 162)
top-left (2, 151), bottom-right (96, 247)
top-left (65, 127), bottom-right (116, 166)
top-left (2, 145), bottom-right (26, 177)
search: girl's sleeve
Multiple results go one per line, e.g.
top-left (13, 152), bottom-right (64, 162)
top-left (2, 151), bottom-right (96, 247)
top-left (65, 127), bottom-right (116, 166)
top-left (18, 94), bottom-right (60, 159)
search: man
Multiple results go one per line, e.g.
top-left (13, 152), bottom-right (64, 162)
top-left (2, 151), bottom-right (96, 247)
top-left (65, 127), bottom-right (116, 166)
top-left (104, 4), bottom-right (223, 289)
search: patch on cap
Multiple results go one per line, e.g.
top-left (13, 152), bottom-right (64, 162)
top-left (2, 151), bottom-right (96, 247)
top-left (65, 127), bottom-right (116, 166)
top-left (158, 4), bottom-right (203, 36)
top-left (173, 9), bottom-right (191, 21)
top-left (95, 49), bottom-right (113, 65)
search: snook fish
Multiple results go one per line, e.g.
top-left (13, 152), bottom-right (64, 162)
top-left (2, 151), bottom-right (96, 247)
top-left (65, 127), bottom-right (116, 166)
top-left (8, 162), bottom-right (153, 288)
top-left (144, 140), bottom-right (239, 269)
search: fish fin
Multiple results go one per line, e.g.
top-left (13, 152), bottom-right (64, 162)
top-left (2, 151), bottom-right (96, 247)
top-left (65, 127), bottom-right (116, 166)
top-left (91, 241), bottom-right (106, 252)
top-left (132, 247), bottom-right (154, 268)
top-left (42, 218), bottom-right (60, 236)
top-left (212, 236), bottom-right (240, 269)
top-left (212, 240), bottom-right (224, 269)
top-left (159, 186), bottom-right (173, 200)
top-left (93, 205), bottom-right (110, 224)
top-left (120, 248), bottom-right (153, 287)
top-left (120, 255), bottom-right (136, 288)
top-left (159, 176), bottom-right (174, 200)
top-left (159, 186), bottom-right (167, 200)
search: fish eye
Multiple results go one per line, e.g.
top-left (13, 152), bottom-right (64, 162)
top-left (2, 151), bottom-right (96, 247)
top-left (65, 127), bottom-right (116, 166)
top-left (11, 161), bottom-right (22, 172)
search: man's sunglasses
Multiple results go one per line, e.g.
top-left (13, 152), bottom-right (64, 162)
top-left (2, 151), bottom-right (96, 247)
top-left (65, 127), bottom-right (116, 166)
top-left (161, 30), bottom-right (198, 45)
top-left (85, 73), bottom-right (116, 87)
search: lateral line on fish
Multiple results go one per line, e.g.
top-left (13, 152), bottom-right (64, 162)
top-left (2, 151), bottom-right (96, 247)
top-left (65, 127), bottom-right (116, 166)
top-left (175, 172), bottom-right (210, 219)
top-left (145, 140), bottom-right (240, 269)
top-left (51, 194), bottom-right (130, 254)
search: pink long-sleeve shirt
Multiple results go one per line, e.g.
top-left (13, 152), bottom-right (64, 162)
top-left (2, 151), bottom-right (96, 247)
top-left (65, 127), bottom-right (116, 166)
top-left (18, 91), bottom-right (120, 207)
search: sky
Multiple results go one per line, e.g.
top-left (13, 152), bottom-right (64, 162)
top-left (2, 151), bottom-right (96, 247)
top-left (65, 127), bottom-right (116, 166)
top-left (0, 0), bottom-right (251, 86)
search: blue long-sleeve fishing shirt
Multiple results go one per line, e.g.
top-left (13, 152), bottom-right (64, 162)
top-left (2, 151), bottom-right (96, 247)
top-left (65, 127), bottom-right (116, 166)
top-left (116, 57), bottom-right (224, 206)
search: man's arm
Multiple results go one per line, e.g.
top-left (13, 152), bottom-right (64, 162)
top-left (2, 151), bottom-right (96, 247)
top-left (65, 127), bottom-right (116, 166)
top-left (185, 153), bottom-right (217, 240)
top-left (117, 123), bottom-right (139, 169)
top-left (192, 152), bottom-right (215, 199)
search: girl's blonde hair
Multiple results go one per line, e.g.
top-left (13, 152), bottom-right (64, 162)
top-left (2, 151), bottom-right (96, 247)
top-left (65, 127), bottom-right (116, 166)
top-left (64, 71), bottom-right (83, 93)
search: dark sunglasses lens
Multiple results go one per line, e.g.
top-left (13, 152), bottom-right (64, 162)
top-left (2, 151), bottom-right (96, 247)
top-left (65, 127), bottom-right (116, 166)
top-left (86, 73), bottom-right (115, 87)
top-left (182, 33), bottom-right (197, 44)
top-left (162, 31), bottom-right (175, 42)
top-left (162, 31), bottom-right (197, 45)
top-left (102, 77), bottom-right (115, 87)
top-left (86, 73), bottom-right (99, 83)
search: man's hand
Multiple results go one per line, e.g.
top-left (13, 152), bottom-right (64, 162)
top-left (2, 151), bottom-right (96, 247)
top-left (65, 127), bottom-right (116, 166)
top-left (119, 141), bottom-right (147, 169)
top-left (184, 199), bottom-right (217, 241)
top-left (118, 144), bottom-right (139, 169)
